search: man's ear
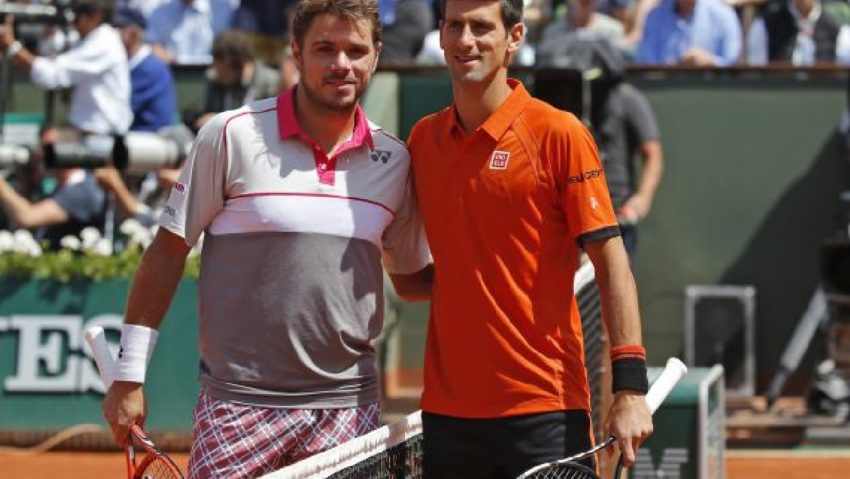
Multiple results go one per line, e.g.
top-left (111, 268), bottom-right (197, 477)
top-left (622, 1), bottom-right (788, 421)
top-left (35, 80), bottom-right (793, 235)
top-left (507, 21), bottom-right (525, 54)
top-left (291, 40), bottom-right (303, 70)
top-left (373, 41), bottom-right (383, 73)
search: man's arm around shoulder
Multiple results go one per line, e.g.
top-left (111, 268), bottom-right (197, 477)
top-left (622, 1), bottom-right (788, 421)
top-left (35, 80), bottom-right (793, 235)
top-left (390, 264), bottom-right (434, 302)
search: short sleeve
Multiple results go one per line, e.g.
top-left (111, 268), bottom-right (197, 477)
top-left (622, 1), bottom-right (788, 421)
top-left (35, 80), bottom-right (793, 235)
top-left (623, 86), bottom-right (659, 144)
top-left (381, 171), bottom-right (431, 275)
top-left (556, 117), bottom-right (620, 246)
top-left (52, 173), bottom-right (105, 223)
top-left (158, 114), bottom-right (229, 246)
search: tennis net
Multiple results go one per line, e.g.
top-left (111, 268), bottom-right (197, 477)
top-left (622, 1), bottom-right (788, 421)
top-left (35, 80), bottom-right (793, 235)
top-left (263, 262), bottom-right (602, 479)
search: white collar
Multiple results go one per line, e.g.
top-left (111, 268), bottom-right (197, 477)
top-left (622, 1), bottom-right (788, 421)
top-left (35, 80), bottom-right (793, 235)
top-left (128, 44), bottom-right (152, 70)
top-left (788, 0), bottom-right (822, 32)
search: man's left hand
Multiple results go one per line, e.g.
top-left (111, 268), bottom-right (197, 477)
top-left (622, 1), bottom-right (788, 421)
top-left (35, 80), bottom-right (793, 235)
top-left (620, 193), bottom-right (652, 223)
top-left (604, 391), bottom-right (653, 467)
top-left (681, 48), bottom-right (717, 67)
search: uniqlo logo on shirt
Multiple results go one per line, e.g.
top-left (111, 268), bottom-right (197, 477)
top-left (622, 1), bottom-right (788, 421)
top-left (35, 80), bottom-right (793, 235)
top-left (489, 151), bottom-right (510, 170)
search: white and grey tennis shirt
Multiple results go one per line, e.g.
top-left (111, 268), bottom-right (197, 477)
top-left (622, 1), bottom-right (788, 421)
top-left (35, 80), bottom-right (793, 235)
top-left (159, 89), bottom-right (430, 408)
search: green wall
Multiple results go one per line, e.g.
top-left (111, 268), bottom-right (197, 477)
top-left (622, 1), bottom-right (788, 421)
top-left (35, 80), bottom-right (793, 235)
top-left (631, 75), bottom-right (847, 389)
top-left (0, 279), bottom-right (199, 430)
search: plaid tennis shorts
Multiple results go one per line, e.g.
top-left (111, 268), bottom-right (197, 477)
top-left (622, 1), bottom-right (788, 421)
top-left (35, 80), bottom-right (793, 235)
top-left (188, 390), bottom-right (381, 479)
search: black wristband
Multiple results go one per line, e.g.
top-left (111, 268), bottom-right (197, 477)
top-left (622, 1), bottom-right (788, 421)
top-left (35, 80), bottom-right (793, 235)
top-left (611, 357), bottom-right (649, 394)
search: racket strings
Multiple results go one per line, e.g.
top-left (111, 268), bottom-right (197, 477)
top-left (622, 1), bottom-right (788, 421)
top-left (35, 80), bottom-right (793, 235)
top-left (135, 456), bottom-right (182, 479)
top-left (520, 462), bottom-right (600, 479)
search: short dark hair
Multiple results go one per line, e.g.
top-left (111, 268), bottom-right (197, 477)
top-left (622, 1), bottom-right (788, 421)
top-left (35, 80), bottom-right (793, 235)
top-left (212, 31), bottom-right (255, 67)
top-left (72, 0), bottom-right (112, 21)
top-left (439, 0), bottom-right (524, 30)
top-left (291, 0), bottom-right (382, 48)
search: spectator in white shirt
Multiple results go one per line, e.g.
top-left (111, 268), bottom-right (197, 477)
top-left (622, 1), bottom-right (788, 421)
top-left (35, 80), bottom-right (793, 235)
top-left (146, 0), bottom-right (237, 65)
top-left (0, 0), bottom-right (132, 135)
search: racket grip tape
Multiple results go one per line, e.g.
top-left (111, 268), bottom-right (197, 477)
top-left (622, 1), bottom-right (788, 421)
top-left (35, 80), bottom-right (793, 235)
top-left (645, 357), bottom-right (687, 413)
top-left (85, 326), bottom-right (117, 389)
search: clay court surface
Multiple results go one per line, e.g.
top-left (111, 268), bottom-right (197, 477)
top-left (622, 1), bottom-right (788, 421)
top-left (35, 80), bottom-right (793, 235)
top-left (2, 450), bottom-right (850, 479)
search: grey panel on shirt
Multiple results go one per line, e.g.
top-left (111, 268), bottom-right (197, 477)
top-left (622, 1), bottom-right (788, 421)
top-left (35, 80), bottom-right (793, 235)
top-left (197, 231), bottom-right (385, 408)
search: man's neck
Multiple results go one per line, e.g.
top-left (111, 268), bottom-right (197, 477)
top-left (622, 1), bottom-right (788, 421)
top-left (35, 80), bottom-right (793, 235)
top-left (127, 42), bottom-right (142, 58)
top-left (452, 70), bottom-right (512, 134)
top-left (675, 0), bottom-right (696, 17)
top-left (241, 62), bottom-right (256, 85)
top-left (293, 87), bottom-right (356, 156)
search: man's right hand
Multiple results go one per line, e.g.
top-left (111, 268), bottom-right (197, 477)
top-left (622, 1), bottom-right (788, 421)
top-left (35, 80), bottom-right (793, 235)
top-left (102, 380), bottom-right (146, 444)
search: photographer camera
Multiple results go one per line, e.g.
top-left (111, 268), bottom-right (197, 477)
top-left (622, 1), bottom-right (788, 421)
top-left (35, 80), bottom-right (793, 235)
top-left (0, 129), bottom-right (105, 250)
top-left (91, 127), bottom-right (190, 228)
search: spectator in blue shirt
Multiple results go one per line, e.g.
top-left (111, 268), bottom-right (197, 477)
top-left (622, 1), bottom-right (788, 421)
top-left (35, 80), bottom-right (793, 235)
top-left (146, 0), bottom-right (237, 65)
top-left (636, 0), bottom-right (742, 66)
top-left (115, 6), bottom-right (176, 132)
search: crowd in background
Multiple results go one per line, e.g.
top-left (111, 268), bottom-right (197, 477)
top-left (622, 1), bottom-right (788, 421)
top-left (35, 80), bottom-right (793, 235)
top-left (112, 0), bottom-right (850, 69)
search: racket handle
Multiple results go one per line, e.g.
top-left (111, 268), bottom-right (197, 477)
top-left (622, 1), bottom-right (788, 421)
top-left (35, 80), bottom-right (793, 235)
top-left (645, 357), bottom-right (687, 414)
top-left (85, 326), bottom-right (117, 389)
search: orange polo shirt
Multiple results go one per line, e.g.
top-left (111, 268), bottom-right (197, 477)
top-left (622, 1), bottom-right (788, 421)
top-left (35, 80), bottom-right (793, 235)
top-left (408, 79), bottom-right (620, 418)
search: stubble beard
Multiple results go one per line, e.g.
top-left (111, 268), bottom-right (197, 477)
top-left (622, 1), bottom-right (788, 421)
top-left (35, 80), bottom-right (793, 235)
top-left (300, 77), bottom-right (367, 114)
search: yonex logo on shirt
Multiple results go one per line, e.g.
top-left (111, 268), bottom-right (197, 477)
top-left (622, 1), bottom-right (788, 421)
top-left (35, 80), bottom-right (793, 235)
top-left (489, 151), bottom-right (510, 170)
top-left (370, 150), bottom-right (392, 163)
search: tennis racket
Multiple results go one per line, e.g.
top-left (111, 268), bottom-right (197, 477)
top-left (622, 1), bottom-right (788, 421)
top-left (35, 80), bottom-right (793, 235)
top-left (515, 357), bottom-right (688, 479)
top-left (85, 326), bottom-right (185, 479)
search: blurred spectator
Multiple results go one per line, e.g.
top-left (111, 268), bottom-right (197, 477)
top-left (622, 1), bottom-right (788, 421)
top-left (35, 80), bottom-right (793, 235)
top-left (0, 129), bottom-right (107, 250)
top-left (380, 0), bottom-right (434, 63)
top-left (416, 28), bottom-right (445, 64)
top-left (114, 6), bottom-right (177, 132)
top-left (622, 0), bottom-right (660, 49)
top-left (120, 0), bottom-right (170, 18)
top-left (146, 0), bottom-right (237, 65)
top-left (231, 0), bottom-right (296, 66)
top-left (187, 31), bottom-right (280, 131)
top-left (747, 0), bottom-right (850, 65)
top-left (279, 42), bottom-right (300, 92)
top-left (0, 0), bottom-right (132, 134)
top-left (0, 164), bottom-right (106, 250)
top-left (537, 0), bottom-right (628, 59)
top-left (636, 0), bottom-right (742, 66)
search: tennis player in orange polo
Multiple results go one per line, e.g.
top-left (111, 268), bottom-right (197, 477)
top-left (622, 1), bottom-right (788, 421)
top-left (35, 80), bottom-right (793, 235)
top-left (406, 1), bottom-right (653, 477)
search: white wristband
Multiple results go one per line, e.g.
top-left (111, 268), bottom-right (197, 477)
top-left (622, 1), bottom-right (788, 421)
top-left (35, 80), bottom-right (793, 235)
top-left (115, 324), bottom-right (158, 383)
